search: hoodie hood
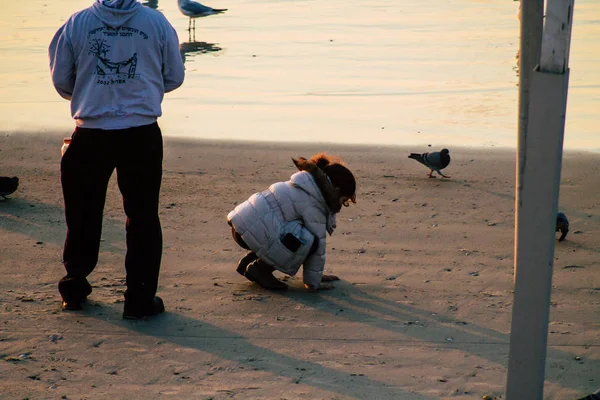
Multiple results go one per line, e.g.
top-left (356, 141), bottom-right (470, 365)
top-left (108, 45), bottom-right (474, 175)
top-left (292, 157), bottom-right (341, 214)
top-left (288, 169), bottom-right (338, 236)
top-left (91, 0), bottom-right (142, 28)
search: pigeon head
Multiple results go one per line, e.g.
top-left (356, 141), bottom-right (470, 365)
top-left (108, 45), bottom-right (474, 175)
top-left (441, 148), bottom-right (449, 155)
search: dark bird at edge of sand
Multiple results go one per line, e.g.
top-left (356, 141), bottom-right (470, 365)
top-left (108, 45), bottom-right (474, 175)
top-left (556, 211), bottom-right (569, 242)
top-left (0, 176), bottom-right (19, 201)
top-left (408, 148), bottom-right (451, 178)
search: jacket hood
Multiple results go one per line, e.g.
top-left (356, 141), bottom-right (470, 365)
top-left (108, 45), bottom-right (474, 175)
top-left (292, 157), bottom-right (341, 213)
top-left (91, 0), bottom-right (142, 28)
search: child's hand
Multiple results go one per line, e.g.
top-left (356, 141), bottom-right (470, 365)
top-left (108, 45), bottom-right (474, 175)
top-left (321, 274), bottom-right (340, 282)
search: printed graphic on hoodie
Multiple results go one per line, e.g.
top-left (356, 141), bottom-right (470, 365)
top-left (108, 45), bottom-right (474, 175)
top-left (88, 26), bottom-right (148, 85)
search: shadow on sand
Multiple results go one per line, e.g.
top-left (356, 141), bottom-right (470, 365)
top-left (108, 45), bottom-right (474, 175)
top-left (94, 305), bottom-right (435, 399)
top-left (84, 280), bottom-right (599, 398)
top-left (0, 197), bottom-right (126, 255)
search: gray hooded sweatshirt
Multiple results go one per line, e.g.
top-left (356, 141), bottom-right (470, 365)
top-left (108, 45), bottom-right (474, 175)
top-left (49, 0), bottom-right (185, 129)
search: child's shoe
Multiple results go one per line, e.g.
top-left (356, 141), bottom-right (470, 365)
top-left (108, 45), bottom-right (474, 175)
top-left (245, 260), bottom-right (288, 290)
top-left (236, 252), bottom-right (258, 276)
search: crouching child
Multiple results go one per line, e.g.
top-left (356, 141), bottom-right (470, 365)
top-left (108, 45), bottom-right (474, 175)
top-left (227, 153), bottom-right (357, 291)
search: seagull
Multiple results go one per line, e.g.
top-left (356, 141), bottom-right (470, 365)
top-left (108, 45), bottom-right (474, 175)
top-left (408, 148), bottom-right (451, 178)
top-left (177, 0), bottom-right (227, 31)
top-left (0, 176), bottom-right (19, 201)
top-left (556, 212), bottom-right (569, 242)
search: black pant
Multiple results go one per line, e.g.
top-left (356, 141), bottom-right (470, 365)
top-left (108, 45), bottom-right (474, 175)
top-left (60, 122), bottom-right (163, 304)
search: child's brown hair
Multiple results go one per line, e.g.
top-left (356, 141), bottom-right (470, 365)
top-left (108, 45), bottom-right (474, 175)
top-left (309, 153), bottom-right (357, 207)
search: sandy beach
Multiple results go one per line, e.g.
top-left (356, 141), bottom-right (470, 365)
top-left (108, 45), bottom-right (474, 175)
top-left (0, 132), bottom-right (598, 399)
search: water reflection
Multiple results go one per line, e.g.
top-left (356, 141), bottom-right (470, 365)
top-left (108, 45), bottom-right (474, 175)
top-left (142, 0), bottom-right (159, 9)
top-left (179, 38), bottom-right (223, 64)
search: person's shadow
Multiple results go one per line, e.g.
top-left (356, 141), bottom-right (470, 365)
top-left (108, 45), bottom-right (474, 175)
top-left (91, 303), bottom-right (435, 399)
top-left (0, 196), bottom-right (125, 255)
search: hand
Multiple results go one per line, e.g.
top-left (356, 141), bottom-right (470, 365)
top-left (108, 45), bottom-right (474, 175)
top-left (321, 274), bottom-right (340, 282)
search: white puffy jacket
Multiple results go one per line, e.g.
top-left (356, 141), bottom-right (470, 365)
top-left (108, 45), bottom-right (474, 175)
top-left (227, 169), bottom-right (337, 290)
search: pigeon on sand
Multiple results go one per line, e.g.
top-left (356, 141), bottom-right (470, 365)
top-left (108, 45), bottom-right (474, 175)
top-left (0, 176), bottom-right (19, 201)
top-left (556, 211), bottom-right (569, 242)
top-left (408, 149), bottom-right (451, 178)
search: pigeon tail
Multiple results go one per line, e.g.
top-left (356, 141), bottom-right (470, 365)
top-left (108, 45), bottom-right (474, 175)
top-left (408, 153), bottom-right (425, 164)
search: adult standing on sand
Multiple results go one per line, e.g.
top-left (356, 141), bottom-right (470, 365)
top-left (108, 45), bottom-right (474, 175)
top-left (49, 0), bottom-right (185, 319)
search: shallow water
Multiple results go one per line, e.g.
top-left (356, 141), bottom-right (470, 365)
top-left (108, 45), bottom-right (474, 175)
top-left (1, 0), bottom-right (598, 149)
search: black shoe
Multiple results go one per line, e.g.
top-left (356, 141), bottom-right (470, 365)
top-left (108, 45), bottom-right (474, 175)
top-left (59, 278), bottom-right (92, 311)
top-left (245, 260), bottom-right (288, 291)
top-left (236, 252), bottom-right (258, 276)
top-left (123, 296), bottom-right (165, 320)
top-left (62, 298), bottom-right (87, 311)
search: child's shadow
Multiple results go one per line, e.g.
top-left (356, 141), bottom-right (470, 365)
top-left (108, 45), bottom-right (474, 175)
top-left (275, 281), bottom-right (598, 394)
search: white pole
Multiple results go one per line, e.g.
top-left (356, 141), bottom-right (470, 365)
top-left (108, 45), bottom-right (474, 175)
top-left (516, 0), bottom-right (545, 187)
top-left (506, 0), bottom-right (574, 399)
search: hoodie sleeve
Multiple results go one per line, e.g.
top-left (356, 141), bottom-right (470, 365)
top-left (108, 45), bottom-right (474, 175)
top-left (48, 22), bottom-right (75, 101)
top-left (161, 23), bottom-right (185, 93)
